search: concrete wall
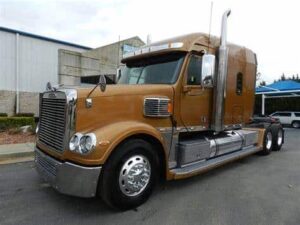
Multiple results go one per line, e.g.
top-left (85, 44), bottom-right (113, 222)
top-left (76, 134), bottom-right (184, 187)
top-left (58, 37), bottom-right (145, 85)
top-left (58, 49), bottom-right (100, 85)
top-left (19, 92), bottom-right (40, 116)
top-left (0, 90), bottom-right (15, 116)
top-left (0, 90), bottom-right (39, 116)
top-left (84, 36), bottom-right (145, 75)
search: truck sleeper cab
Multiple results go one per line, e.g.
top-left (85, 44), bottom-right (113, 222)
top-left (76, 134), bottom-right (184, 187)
top-left (35, 10), bottom-right (284, 210)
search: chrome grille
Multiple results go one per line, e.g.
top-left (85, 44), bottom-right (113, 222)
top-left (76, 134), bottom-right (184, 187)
top-left (38, 92), bottom-right (66, 152)
top-left (144, 97), bottom-right (170, 117)
top-left (35, 151), bottom-right (57, 178)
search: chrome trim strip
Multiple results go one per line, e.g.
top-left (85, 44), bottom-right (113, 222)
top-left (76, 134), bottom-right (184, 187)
top-left (59, 89), bottom-right (77, 151)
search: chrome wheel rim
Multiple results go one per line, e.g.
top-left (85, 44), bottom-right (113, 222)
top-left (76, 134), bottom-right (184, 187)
top-left (293, 122), bottom-right (300, 128)
top-left (266, 132), bottom-right (272, 149)
top-left (119, 155), bottom-right (151, 197)
top-left (277, 130), bottom-right (283, 146)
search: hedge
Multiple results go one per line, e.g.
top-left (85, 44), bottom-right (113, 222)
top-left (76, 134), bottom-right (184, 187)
top-left (0, 117), bottom-right (35, 130)
top-left (0, 113), bottom-right (8, 117)
top-left (14, 113), bottom-right (35, 117)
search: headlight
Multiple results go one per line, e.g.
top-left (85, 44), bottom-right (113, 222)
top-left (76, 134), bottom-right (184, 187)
top-left (69, 133), bottom-right (96, 154)
top-left (79, 133), bottom-right (97, 154)
top-left (69, 133), bottom-right (82, 151)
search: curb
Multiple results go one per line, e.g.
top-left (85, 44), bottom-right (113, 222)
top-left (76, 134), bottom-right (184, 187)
top-left (0, 156), bottom-right (34, 165)
top-left (0, 143), bottom-right (35, 164)
top-left (0, 151), bottom-right (34, 161)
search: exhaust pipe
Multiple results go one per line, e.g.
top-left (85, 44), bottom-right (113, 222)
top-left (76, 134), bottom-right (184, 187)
top-left (212, 9), bottom-right (231, 132)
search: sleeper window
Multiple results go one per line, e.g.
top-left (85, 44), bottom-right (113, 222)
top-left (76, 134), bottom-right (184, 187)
top-left (236, 72), bottom-right (243, 95)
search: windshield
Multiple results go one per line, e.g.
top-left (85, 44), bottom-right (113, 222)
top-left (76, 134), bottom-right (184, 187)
top-left (118, 53), bottom-right (185, 84)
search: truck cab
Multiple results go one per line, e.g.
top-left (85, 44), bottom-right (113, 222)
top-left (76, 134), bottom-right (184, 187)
top-left (35, 10), bottom-right (284, 210)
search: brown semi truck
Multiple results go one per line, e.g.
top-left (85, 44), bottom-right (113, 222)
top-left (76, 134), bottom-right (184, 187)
top-left (35, 10), bottom-right (284, 210)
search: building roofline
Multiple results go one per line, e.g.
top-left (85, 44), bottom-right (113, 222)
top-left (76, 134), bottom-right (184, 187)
top-left (95, 36), bottom-right (145, 49)
top-left (0, 26), bottom-right (92, 50)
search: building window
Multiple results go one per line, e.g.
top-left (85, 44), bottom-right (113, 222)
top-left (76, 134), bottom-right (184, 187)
top-left (123, 44), bottom-right (139, 54)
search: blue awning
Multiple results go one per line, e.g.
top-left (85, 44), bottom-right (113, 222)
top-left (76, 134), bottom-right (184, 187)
top-left (256, 80), bottom-right (300, 93)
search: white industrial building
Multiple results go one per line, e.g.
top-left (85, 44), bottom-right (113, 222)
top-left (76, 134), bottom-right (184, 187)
top-left (0, 27), bottom-right (91, 116)
top-left (0, 27), bottom-right (144, 116)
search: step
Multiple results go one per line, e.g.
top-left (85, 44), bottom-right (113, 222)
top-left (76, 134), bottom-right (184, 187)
top-left (171, 145), bottom-right (262, 179)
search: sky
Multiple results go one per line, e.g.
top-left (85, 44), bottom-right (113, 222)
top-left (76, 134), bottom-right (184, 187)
top-left (0, 0), bottom-right (300, 84)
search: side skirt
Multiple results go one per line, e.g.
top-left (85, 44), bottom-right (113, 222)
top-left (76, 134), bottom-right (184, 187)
top-left (171, 145), bottom-right (262, 179)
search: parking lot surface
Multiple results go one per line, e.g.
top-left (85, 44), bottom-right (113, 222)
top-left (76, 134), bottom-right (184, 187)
top-left (0, 128), bottom-right (300, 225)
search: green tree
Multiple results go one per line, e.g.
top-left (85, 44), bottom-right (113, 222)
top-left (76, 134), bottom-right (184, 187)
top-left (259, 81), bottom-right (266, 86)
top-left (281, 73), bottom-right (286, 81)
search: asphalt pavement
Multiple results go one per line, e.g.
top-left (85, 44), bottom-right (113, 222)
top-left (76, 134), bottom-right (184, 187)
top-left (0, 128), bottom-right (300, 225)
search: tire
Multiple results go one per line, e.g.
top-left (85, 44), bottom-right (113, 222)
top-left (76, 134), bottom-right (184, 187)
top-left (258, 127), bottom-right (273, 155)
top-left (291, 121), bottom-right (300, 128)
top-left (271, 124), bottom-right (284, 151)
top-left (99, 139), bottom-right (159, 210)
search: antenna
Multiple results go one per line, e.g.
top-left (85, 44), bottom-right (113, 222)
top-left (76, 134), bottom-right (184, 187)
top-left (208, 1), bottom-right (213, 52)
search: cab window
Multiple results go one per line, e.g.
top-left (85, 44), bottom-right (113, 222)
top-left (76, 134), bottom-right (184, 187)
top-left (187, 55), bottom-right (202, 85)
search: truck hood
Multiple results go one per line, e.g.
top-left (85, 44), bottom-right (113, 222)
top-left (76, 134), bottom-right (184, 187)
top-left (75, 84), bottom-right (174, 132)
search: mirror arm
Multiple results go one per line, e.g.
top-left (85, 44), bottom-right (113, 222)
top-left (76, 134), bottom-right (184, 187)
top-left (86, 83), bottom-right (100, 99)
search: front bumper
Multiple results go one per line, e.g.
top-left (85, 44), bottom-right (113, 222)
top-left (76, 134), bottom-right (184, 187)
top-left (35, 147), bottom-right (101, 198)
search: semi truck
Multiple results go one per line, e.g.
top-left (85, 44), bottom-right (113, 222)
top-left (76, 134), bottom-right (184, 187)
top-left (35, 10), bottom-right (284, 210)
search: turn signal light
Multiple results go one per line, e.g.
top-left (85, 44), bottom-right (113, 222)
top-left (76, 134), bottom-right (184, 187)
top-left (168, 102), bottom-right (173, 114)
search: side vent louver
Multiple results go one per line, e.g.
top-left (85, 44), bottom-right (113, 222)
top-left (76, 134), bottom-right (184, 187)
top-left (144, 97), bottom-right (171, 118)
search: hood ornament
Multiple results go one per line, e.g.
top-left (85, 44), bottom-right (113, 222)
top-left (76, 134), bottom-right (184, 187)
top-left (46, 82), bottom-right (57, 91)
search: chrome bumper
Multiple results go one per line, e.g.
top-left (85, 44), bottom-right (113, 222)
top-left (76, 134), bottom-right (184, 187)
top-left (35, 147), bottom-right (101, 198)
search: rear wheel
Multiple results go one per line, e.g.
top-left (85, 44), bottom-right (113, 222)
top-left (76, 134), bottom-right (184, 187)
top-left (291, 121), bottom-right (300, 128)
top-left (271, 124), bottom-right (284, 151)
top-left (99, 139), bottom-right (159, 210)
top-left (259, 127), bottom-right (273, 155)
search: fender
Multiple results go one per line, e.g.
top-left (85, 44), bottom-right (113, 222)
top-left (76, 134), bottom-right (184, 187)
top-left (65, 121), bottom-right (170, 166)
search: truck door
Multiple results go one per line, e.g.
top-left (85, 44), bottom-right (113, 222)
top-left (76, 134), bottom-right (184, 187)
top-left (180, 54), bottom-right (212, 129)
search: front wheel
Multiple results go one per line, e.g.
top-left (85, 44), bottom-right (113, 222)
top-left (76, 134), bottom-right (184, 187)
top-left (99, 139), bottom-right (158, 210)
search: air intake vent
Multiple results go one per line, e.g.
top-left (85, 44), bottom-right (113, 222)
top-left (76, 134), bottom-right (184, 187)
top-left (144, 97), bottom-right (171, 117)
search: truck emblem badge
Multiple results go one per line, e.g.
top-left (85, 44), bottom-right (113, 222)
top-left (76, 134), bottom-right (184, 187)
top-left (49, 93), bottom-right (56, 98)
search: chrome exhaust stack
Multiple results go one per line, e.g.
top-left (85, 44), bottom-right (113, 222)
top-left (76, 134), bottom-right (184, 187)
top-left (212, 9), bottom-right (231, 132)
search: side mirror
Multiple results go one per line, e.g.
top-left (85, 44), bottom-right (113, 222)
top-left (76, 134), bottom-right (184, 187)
top-left (201, 54), bottom-right (215, 87)
top-left (116, 68), bottom-right (122, 81)
top-left (98, 75), bottom-right (106, 92)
